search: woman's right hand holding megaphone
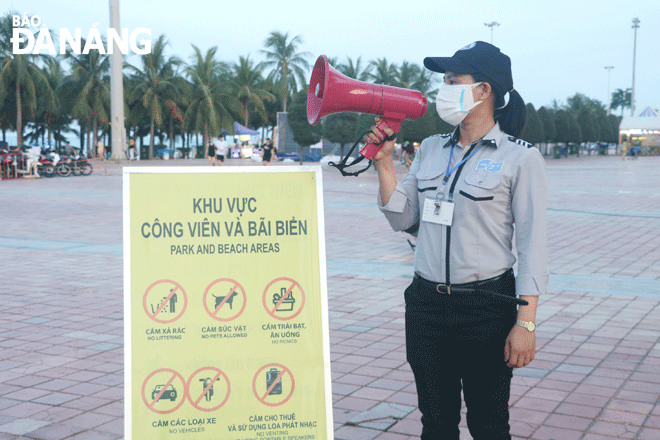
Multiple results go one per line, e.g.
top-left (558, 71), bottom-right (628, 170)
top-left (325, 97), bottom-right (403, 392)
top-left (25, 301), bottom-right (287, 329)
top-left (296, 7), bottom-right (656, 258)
top-left (367, 117), bottom-right (398, 205)
top-left (365, 117), bottom-right (397, 163)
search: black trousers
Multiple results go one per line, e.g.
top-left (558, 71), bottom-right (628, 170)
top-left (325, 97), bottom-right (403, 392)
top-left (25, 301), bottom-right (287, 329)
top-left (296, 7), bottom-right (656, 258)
top-left (405, 270), bottom-right (518, 440)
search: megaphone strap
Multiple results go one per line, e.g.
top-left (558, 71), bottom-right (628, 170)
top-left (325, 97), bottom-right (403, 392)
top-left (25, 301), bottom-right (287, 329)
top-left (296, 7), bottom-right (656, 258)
top-left (328, 130), bottom-right (373, 177)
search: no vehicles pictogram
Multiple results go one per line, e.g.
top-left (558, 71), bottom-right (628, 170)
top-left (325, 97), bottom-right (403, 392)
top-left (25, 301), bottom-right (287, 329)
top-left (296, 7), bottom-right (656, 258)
top-left (203, 278), bottom-right (247, 321)
top-left (252, 363), bottom-right (295, 407)
top-left (141, 368), bottom-right (186, 414)
top-left (186, 367), bottom-right (230, 412)
top-left (262, 277), bottom-right (305, 320)
top-left (143, 280), bottom-right (188, 324)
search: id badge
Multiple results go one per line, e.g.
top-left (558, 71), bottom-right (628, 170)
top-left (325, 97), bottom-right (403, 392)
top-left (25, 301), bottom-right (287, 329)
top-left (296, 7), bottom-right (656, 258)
top-left (422, 197), bottom-right (454, 226)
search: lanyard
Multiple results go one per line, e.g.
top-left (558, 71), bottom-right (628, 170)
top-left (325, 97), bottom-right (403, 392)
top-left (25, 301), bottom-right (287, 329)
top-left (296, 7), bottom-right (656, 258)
top-left (442, 142), bottom-right (483, 185)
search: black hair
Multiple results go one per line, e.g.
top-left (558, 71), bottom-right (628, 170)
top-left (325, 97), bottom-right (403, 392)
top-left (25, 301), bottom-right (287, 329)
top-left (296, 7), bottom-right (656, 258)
top-left (472, 73), bottom-right (526, 138)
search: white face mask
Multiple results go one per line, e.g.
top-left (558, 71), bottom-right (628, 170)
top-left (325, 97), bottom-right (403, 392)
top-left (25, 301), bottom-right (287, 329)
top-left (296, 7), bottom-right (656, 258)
top-left (435, 82), bottom-right (484, 126)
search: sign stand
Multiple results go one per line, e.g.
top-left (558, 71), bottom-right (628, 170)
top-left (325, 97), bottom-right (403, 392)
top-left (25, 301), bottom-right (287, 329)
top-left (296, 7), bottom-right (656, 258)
top-left (124, 166), bottom-right (333, 439)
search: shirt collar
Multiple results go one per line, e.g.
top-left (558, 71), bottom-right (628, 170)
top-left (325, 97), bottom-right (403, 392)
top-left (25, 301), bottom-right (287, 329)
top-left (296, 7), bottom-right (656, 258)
top-left (445, 122), bottom-right (503, 149)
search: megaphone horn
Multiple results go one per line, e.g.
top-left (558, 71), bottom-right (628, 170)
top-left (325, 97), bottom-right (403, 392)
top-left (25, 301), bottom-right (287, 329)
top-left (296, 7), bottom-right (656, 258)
top-left (307, 55), bottom-right (428, 160)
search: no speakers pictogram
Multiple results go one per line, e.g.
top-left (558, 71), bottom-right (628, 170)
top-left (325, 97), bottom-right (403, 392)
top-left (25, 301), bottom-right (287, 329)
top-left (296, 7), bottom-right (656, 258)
top-left (252, 363), bottom-right (295, 407)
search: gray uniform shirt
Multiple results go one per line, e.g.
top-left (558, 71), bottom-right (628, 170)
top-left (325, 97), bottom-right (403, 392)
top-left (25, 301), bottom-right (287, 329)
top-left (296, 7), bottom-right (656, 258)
top-left (378, 122), bottom-right (548, 297)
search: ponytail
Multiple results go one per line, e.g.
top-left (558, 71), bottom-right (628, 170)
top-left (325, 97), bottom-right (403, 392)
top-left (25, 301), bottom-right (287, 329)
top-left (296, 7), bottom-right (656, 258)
top-left (471, 73), bottom-right (526, 138)
top-left (495, 89), bottom-right (526, 138)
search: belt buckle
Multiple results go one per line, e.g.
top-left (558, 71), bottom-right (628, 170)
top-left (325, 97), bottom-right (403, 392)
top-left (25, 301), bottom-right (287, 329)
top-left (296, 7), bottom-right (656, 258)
top-left (436, 283), bottom-right (451, 295)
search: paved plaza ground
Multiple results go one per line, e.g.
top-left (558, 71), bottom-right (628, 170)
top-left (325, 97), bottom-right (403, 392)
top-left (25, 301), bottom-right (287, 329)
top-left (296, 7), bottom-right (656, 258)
top-left (1, 153), bottom-right (659, 440)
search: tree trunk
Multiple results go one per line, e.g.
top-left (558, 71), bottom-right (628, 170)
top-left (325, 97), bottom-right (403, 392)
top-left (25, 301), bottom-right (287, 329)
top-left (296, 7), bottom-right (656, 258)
top-left (47, 115), bottom-right (52, 148)
top-left (149, 114), bottom-right (155, 160)
top-left (169, 116), bottom-right (174, 151)
top-left (204, 124), bottom-right (209, 158)
top-left (80, 123), bottom-right (86, 156)
top-left (243, 101), bottom-right (249, 127)
top-left (92, 115), bottom-right (98, 157)
top-left (16, 81), bottom-right (23, 148)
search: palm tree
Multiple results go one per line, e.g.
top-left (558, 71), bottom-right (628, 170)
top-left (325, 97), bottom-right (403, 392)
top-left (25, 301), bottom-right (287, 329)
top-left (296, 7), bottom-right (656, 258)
top-left (61, 41), bottom-right (111, 156)
top-left (260, 31), bottom-right (311, 112)
top-left (610, 88), bottom-right (632, 117)
top-left (397, 61), bottom-right (435, 96)
top-left (126, 35), bottom-right (185, 159)
top-left (337, 56), bottom-right (372, 81)
top-left (183, 45), bottom-right (240, 154)
top-left (0, 11), bottom-right (55, 148)
top-left (368, 58), bottom-right (398, 86)
top-left (228, 55), bottom-right (276, 128)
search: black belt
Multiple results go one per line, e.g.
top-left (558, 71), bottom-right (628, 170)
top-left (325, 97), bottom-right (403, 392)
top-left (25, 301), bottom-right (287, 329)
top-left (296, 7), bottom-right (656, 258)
top-left (413, 270), bottom-right (529, 306)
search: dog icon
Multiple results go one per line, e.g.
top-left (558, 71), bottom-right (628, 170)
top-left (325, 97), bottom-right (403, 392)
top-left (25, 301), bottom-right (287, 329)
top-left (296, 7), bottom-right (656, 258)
top-left (212, 290), bottom-right (239, 310)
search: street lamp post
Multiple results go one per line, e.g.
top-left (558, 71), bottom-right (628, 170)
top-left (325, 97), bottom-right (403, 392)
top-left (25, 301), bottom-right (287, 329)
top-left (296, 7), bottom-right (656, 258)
top-left (484, 22), bottom-right (500, 44)
top-left (631, 18), bottom-right (640, 117)
top-left (604, 66), bottom-right (614, 115)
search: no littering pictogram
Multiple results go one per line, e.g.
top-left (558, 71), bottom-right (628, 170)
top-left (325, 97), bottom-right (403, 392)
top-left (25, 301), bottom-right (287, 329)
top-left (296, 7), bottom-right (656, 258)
top-left (262, 277), bottom-right (305, 320)
top-left (186, 367), bottom-right (231, 412)
top-left (252, 363), bottom-right (295, 407)
top-left (141, 368), bottom-right (187, 414)
top-left (203, 278), bottom-right (247, 321)
top-left (143, 280), bottom-right (188, 324)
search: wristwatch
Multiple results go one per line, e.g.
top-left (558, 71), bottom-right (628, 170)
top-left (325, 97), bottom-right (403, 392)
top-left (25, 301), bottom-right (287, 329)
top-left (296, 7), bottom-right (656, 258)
top-left (516, 320), bottom-right (536, 332)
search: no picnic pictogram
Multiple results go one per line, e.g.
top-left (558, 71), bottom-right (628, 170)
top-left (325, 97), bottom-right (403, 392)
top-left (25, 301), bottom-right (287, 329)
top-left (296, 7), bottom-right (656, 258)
top-left (141, 368), bottom-right (187, 414)
top-left (262, 277), bottom-right (305, 320)
top-left (186, 367), bottom-right (231, 412)
top-left (203, 278), bottom-right (247, 321)
top-left (252, 363), bottom-right (295, 407)
top-left (143, 280), bottom-right (188, 324)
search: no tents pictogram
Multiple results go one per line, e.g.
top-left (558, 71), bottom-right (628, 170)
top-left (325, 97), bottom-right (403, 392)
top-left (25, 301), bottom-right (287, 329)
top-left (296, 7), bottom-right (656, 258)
top-left (141, 368), bottom-right (186, 414)
top-left (143, 280), bottom-right (188, 324)
top-left (252, 363), bottom-right (295, 407)
top-left (185, 366), bottom-right (231, 412)
top-left (203, 278), bottom-right (247, 321)
top-left (262, 277), bottom-right (305, 320)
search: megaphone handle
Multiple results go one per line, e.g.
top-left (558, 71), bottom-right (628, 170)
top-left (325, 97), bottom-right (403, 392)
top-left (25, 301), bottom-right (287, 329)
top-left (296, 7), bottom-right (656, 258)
top-left (359, 118), bottom-right (403, 160)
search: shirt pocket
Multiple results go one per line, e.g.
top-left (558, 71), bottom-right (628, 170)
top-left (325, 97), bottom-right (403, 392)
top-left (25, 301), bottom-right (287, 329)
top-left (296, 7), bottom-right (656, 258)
top-left (416, 152), bottom-right (447, 194)
top-left (460, 171), bottom-right (501, 202)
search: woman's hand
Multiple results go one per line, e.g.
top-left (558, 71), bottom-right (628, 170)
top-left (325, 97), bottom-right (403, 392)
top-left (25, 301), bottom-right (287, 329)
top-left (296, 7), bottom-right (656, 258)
top-left (364, 119), bottom-right (396, 162)
top-left (504, 325), bottom-right (536, 368)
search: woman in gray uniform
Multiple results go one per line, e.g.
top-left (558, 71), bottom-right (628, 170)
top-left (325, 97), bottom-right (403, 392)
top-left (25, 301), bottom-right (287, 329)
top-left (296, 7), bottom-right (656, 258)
top-left (367, 41), bottom-right (547, 440)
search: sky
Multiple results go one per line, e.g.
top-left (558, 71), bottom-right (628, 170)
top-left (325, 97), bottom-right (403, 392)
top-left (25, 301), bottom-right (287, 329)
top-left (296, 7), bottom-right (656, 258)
top-left (5, 0), bottom-right (660, 116)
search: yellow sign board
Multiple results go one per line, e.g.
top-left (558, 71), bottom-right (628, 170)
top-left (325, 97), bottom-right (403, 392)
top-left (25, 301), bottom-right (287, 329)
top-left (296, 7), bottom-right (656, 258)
top-left (124, 166), bottom-right (333, 440)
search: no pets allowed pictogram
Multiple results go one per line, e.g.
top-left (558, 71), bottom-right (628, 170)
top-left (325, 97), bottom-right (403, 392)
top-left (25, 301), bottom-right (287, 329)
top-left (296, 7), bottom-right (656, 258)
top-left (203, 278), bottom-right (247, 321)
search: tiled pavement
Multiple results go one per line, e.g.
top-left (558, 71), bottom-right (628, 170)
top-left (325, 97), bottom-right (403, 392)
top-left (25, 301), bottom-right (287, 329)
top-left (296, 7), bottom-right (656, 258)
top-left (1, 154), bottom-right (659, 439)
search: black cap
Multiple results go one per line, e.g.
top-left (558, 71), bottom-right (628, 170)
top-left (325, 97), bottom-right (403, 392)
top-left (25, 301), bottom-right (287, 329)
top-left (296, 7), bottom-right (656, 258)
top-left (424, 41), bottom-right (513, 104)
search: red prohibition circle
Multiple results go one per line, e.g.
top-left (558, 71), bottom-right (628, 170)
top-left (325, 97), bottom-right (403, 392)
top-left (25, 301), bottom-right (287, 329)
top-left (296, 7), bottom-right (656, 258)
top-left (143, 280), bottom-right (188, 324)
top-left (252, 363), bottom-right (295, 407)
top-left (262, 277), bottom-right (305, 321)
top-left (185, 367), bottom-right (231, 412)
top-left (203, 278), bottom-right (247, 322)
top-left (141, 368), bottom-right (187, 414)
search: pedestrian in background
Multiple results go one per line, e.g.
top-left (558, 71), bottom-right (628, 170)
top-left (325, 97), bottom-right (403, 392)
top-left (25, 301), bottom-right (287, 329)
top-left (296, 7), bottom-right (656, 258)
top-left (215, 136), bottom-right (227, 165)
top-left (207, 138), bottom-right (216, 166)
top-left (262, 138), bottom-right (274, 165)
top-left (96, 139), bottom-right (105, 161)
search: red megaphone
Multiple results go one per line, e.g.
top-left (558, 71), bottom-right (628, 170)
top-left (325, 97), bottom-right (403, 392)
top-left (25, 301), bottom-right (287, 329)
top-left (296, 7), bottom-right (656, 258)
top-left (307, 55), bottom-right (428, 160)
